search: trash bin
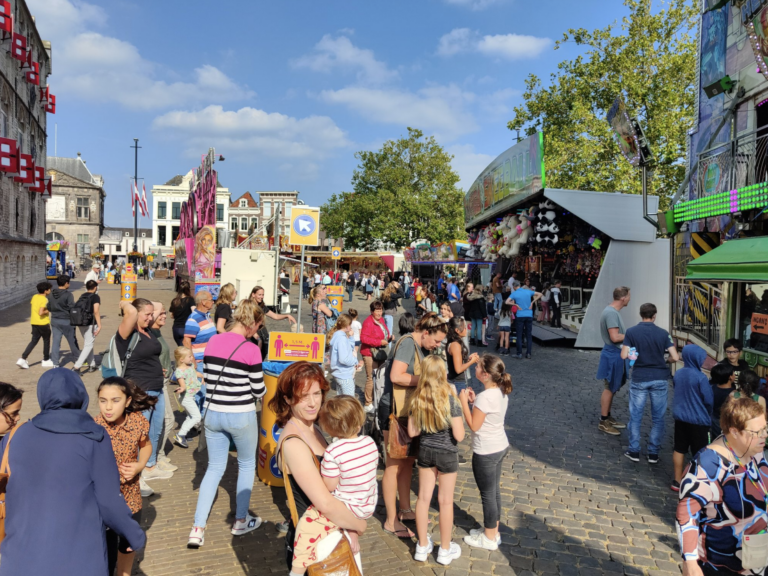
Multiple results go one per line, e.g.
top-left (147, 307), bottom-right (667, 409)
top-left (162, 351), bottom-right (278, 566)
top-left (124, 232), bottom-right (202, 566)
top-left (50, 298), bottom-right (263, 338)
top-left (121, 281), bottom-right (137, 303)
top-left (258, 361), bottom-right (291, 487)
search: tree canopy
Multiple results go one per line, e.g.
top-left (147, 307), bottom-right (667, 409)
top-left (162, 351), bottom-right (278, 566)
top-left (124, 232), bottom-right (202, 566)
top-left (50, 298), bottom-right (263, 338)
top-left (320, 128), bottom-right (465, 251)
top-left (508, 0), bottom-right (697, 209)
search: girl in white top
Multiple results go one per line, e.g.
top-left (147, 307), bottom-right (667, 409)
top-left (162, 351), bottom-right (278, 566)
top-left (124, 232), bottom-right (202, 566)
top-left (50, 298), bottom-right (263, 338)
top-left (349, 308), bottom-right (363, 355)
top-left (458, 354), bottom-right (511, 551)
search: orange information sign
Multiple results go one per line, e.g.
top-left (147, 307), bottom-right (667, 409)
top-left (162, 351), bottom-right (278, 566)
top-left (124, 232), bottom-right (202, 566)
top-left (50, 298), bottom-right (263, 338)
top-left (751, 313), bottom-right (768, 335)
top-left (268, 332), bottom-right (326, 363)
top-left (121, 273), bottom-right (138, 283)
top-left (326, 286), bottom-right (343, 296)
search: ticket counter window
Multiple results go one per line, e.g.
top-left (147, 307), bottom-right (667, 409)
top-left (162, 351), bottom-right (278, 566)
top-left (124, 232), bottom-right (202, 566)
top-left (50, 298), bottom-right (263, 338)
top-left (741, 283), bottom-right (768, 353)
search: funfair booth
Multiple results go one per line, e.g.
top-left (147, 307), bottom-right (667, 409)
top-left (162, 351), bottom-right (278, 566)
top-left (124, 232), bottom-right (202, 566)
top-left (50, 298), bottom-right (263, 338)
top-left (464, 133), bottom-right (670, 348)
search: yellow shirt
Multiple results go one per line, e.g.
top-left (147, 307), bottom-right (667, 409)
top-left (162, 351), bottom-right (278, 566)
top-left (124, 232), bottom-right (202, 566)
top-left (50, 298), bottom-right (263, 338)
top-left (31, 294), bottom-right (50, 325)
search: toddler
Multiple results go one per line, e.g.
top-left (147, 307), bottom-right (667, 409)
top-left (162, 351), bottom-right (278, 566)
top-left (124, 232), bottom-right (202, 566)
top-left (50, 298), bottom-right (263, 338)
top-left (173, 347), bottom-right (204, 449)
top-left (291, 396), bottom-right (378, 574)
top-left (349, 308), bottom-right (362, 356)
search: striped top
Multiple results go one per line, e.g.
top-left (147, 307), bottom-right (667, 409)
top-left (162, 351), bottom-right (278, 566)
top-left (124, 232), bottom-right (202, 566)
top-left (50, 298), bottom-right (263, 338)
top-left (320, 435), bottom-right (379, 519)
top-left (185, 309), bottom-right (217, 368)
top-left (202, 332), bottom-right (265, 413)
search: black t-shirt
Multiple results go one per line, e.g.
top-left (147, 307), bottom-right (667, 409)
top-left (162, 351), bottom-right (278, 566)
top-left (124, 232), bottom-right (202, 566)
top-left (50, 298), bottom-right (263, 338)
top-left (214, 303), bottom-right (233, 326)
top-left (419, 395), bottom-right (463, 453)
top-left (170, 296), bottom-right (194, 328)
top-left (89, 293), bottom-right (101, 325)
top-left (115, 329), bottom-right (164, 392)
top-left (712, 383), bottom-right (735, 426)
top-left (717, 358), bottom-right (750, 382)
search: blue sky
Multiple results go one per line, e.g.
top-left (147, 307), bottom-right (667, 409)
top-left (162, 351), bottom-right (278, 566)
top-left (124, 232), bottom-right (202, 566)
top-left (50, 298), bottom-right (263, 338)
top-left (29, 0), bottom-right (629, 228)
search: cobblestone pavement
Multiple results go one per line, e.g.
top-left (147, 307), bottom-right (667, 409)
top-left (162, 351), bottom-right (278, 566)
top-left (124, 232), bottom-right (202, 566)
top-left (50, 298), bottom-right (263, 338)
top-left (0, 279), bottom-right (682, 576)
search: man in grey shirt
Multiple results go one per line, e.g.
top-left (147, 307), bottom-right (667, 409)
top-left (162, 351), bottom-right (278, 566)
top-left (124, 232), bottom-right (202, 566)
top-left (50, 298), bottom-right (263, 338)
top-left (595, 286), bottom-right (631, 435)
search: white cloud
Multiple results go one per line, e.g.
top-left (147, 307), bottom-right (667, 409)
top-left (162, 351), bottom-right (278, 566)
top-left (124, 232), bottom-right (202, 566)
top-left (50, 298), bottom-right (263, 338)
top-left (152, 105), bottom-right (350, 161)
top-left (319, 84), bottom-right (478, 141)
top-left (437, 28), bottom-right (551, 60)
top-left (446, 144), bottom-right (495, 191)
top-left (442, 0), bottom-right (508, 10)
top-left (28, 0), bottom-right (253, 110)
top-left (480, 88), bottom-right (519, 117)
top-left (292, 34), bottom-right (398, 85)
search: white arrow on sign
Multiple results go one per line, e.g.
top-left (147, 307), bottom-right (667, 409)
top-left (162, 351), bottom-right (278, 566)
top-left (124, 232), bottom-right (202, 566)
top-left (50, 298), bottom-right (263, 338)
top-left (299, 219), bottom-right (312, 232)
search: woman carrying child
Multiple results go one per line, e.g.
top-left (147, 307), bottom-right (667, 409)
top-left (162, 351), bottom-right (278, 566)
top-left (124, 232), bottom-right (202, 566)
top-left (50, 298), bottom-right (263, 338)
top-left (272, 363), bottom-right (369, 575)
top-left (459, 355), bottom-right (512, 550)
top-left (95, 377), bottom-right (154, 576)
top-left (408, 355), bottom-right (465, 566)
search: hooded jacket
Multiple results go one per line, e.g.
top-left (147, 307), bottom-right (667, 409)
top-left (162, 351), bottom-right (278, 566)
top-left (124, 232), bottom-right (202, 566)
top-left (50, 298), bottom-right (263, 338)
top-left (0, 369), bottom-right (145, 576)
top-left (673, 344), bottom-right (713, 426)
top-left (47, 287), bottom-right (75, 320)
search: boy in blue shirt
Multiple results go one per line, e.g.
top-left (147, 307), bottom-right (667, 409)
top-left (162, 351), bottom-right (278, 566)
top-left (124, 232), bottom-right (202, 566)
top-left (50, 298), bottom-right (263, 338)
top-left (670, 344), bottom-right (712, 492)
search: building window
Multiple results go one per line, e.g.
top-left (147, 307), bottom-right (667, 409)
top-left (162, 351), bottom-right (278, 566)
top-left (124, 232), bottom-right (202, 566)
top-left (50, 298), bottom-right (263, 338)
top-left (239, 199), bottom-right (248, 208)
top-left (241, 217), bottom-right (248, 231)
top-left (125, 232), bottom-right (130, 237)
top-left (263, 201), bottom-right (272, 218)
top-left (77, 197), bottom-right (90, 220)
top-left (171, 226), bottom-right (180, 242)
top-left (157, 226), bottom-right (167, 246)
top-left (77, 234), bottom-right (89, 243)
top-left (157, 202), bottom-right (167, 219)
top-left (230, 217), bottom-right (237, 231)
top-left (141, 233), bottom-right (146, 238)
top-left (217, 203), bottom-right (224, 222)
top-left (172, 202), bottom-right (181, 219)
top-left (251, 217), bottom-right (258, 230)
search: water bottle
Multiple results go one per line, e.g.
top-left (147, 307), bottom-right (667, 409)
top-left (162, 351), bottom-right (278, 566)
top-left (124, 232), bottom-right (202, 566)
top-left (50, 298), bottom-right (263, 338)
top-left (628, 347), bottom-right (638, 367)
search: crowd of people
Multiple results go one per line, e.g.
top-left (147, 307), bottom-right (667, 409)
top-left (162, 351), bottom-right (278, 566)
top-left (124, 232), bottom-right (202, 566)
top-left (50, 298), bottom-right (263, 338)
top-left (5, 270), bottom-right (768, 576)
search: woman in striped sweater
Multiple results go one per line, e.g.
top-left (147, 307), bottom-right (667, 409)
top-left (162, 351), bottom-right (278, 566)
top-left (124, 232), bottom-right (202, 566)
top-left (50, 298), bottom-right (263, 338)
top-left (187, 300), bottom-right (266, 549)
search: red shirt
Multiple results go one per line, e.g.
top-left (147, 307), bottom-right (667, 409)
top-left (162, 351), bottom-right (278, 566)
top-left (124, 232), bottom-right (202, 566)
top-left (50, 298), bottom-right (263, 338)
top-left (360, 315), bottom-right (390, 357)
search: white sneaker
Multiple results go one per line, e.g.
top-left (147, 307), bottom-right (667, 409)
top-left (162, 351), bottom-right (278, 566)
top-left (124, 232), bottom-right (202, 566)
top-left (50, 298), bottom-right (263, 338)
top-left (140, 477), bottom-right (154, 497)
top-left (231, 514), bottom-right (262, 536)
top-left (142, 466), bottom-right (173, 481)
top-left (468, 527), bottom-right (501, 545)
top-left (363, 404), bottom-right (374, 414)
top-left (464, 531), bottom-right (499, 550)
top-left (156, 459), bottom-right (178, 472)
top-left (41, 359), bottom-right (54, 368)
top-left (188, 526), bottom-right (205, 548)
top-left (16, 358), bottom-right (29, 369)
top-left (436, 542), bottom-right (462, 565)
top-left (413, 537), bottom-right (433, 562)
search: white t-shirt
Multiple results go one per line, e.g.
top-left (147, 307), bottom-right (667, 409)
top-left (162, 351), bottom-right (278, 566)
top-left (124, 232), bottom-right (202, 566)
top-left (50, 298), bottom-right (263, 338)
top-left (507, 277), bottom-right (516, 290)
top-left (314, 273), bottom-right (322, 284)
top-left (351, 320), bottom-right (362, 342)
top-left (471, 387), bottom-right (510, 455)
top-left (321, 435), bottom-right (379, 519)
top-left (85, 270), bottom-right (100, 286)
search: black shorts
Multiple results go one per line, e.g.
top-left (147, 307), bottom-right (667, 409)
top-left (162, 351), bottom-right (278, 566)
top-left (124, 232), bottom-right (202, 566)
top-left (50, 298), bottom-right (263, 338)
top-left (674, 420), bottom-right (710, 456)
top-left (417, 446), bottom-right (459, 474)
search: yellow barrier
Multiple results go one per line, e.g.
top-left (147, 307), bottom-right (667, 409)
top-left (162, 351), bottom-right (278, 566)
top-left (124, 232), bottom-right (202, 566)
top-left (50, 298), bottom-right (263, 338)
top-left (107, 271), bottom-right (115, 284)
top-left (257, 370), bottom-right (284, 487)
top-left (121, 282), bottom-right (137, 303)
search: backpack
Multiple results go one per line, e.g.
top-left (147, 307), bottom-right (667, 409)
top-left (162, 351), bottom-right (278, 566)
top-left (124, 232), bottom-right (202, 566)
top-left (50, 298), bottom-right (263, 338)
top-left (69, 293), bottom-right (95, 326)
top-left (101, 332), bottom-right (140, 378)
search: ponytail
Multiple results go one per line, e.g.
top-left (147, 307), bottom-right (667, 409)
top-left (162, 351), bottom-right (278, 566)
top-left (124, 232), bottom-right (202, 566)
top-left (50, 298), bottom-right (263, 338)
top-left (479, 354), bottom-right (512, 395)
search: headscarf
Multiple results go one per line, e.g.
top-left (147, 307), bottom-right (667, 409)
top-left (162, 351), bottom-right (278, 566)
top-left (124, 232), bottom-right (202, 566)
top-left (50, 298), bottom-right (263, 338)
top-left (31, 368), bottom-right (104, 441)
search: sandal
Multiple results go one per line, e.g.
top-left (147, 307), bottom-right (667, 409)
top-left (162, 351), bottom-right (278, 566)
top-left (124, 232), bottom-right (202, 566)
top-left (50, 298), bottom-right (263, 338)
top-left (382, 522), bottom-right (415, 539)
top-left (398, 508), bottom-right (416, 522)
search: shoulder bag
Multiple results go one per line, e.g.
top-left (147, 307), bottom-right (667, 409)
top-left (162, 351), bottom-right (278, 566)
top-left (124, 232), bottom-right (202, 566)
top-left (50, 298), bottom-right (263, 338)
top-left (386, 335), bottom-right (422, 459)
top-left (195, 340), bottom-right (248, 456)
top-left (280, 435), bottom-right (362, 576)
top-left (0, 423), bottom-right (24, 544)
top-left (370, 319), bottom-right (390, 364)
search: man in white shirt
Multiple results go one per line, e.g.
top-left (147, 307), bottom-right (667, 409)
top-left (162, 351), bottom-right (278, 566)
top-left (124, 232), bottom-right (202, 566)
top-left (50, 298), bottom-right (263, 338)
top-left (506, 272), bottom-right (518, 292)
top-left (84, 263), bottom-right (101, 287)
top-left (314, 271), bottom-right (322, 285)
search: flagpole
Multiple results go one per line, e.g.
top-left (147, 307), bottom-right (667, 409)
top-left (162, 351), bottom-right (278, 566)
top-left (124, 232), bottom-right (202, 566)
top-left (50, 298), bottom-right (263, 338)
top-left (131, 138), bottom-right (141, 258)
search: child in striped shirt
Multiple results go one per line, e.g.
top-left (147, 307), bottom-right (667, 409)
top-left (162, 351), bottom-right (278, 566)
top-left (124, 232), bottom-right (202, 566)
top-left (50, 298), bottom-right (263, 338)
top-left (291, 396), bottom-right (378, 574)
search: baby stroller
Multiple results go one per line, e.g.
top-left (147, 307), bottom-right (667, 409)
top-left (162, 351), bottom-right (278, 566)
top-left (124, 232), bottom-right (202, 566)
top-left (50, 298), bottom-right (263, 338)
top-left (364, 356), bottom-right (389, 463)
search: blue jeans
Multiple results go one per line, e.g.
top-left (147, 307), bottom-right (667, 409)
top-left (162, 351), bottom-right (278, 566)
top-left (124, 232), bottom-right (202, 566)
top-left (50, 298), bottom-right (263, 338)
top-left (347, 286), bottom-right (354, 302)
top-left (470, 318), bottom-right (483, 341)
top-left (384, 314), bottom-right (394, 337)
top-left (628, 379), bottom-right (669, 455)
top-left (515, 316), bottom-right (533, 356)
top-left (494, 293), bottom-right (503, 312)
top-left (333, 377), bottom-right (356, 396)
top-left (142, 390), bottom-right (165, 467)
top-left (194, 410), bottom-right (258, 527)
top-left (404, 285), bottom-right (410, 299)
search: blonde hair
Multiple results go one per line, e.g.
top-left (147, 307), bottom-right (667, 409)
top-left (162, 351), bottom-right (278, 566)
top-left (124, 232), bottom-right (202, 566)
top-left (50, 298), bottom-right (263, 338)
top-left (218, 283), bottom-right (236, 307)
top-left (230, 299), bottom-right (264, 330)
top-left (174, 346), bottom-right (193, 364)
top-left (410, 355), bottom-right (453, 434)
top-left (381, 282), bottom-right (399, 303)
top-left (328, 314), bottom-right (352, 341)
top-left (308, 285), bottom-right (325, 305)
top-left (318, 395), bottom-right (366, 439)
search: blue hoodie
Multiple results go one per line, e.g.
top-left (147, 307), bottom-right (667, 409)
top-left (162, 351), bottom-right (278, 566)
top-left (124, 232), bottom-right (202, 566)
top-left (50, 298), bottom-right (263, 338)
top-left (330, 330), bottom-right (358, 380)
top-left (673, 344), bottom-right (713, 426)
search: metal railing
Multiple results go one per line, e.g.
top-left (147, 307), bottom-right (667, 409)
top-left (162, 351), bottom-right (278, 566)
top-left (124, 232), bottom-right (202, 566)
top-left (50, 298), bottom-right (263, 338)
top-left (673, 277), bottom-right (722, 350)
top-left (695, 124), bottom-right (768, 198)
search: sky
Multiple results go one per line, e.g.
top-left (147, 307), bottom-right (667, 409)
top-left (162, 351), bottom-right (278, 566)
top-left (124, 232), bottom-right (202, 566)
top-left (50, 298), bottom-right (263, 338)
top-left (28, 0), bottom-right (630, 228)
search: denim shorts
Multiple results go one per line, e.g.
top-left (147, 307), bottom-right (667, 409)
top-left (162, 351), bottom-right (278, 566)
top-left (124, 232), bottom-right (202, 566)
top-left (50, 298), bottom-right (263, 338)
top-left (417, 446), bottom-right (459, 474)
top-left (498, 326), bottom-right (511, 333)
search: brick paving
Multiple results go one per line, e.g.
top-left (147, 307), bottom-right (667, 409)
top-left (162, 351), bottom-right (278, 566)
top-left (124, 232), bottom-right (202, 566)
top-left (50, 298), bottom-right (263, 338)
top-left (0, 278), bottom-right (683, 576)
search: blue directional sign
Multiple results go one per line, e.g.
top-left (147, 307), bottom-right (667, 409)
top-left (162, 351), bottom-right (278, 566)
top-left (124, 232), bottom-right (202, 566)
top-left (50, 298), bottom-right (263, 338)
top-left (289, 207), bottom-right (320, 246)
top-left (293, 215), bottom-right (315, 236)
top-left (332, 248), bottom-right (341, 259)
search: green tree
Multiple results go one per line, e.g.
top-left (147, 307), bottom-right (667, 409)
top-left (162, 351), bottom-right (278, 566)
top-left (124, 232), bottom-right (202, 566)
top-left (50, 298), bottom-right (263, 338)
top-left (321, 128), bottom-right (465, 251)
top-left (508, 0), bottom-right (697, 209)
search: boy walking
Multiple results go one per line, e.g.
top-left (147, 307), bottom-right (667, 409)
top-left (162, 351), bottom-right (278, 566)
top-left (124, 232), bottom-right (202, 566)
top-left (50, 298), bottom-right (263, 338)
top-left (48, 274), bottom-right (81, 368)
top-left (17, 281), bottom-right (54, 368)
top-left (670, 344), bottom-right (713, 491)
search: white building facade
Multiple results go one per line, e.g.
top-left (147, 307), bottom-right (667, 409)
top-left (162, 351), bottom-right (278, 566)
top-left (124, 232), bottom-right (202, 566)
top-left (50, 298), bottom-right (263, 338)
top-left (150, 171), bottom-right (230, 258)
top-left (257, 191), bottom-right (299, 237)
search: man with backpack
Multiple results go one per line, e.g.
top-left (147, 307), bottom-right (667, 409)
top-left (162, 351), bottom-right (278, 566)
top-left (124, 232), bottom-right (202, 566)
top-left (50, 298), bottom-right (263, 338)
top-left (71, 280), bottom-right (102, 373)
top-left (48, 274), bottom-right (81, 368)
